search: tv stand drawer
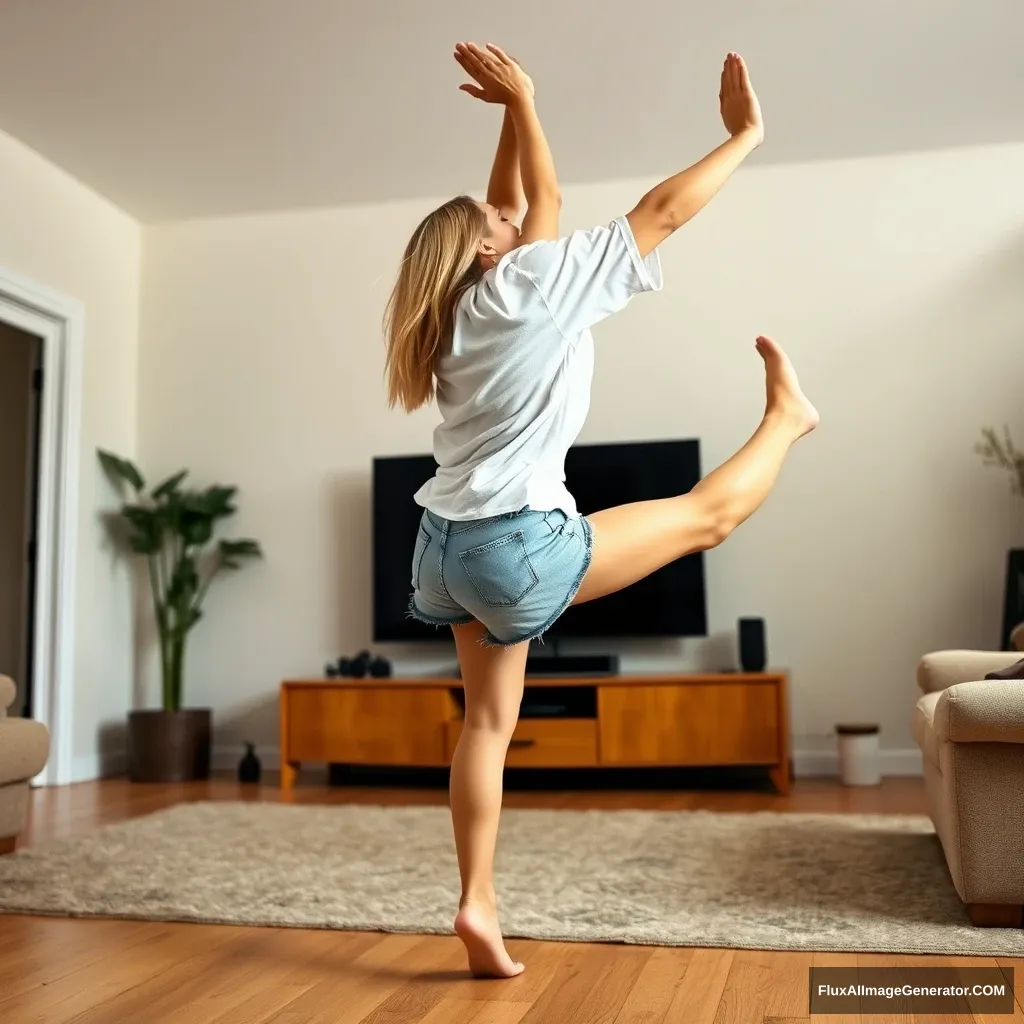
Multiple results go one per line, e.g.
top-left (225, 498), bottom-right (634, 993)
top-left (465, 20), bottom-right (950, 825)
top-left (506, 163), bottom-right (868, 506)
top-left (445, 718), bottom-right (598, 767)
top-left (598, 682), bottom-right (780, 765)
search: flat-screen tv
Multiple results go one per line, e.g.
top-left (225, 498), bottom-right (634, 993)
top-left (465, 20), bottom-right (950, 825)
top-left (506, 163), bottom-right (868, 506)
top-left (372, 439), bottom-right (707, 642)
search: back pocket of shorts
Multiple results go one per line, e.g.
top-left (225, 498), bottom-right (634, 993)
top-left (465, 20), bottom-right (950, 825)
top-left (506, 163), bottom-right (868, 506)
top-left (459, 530), bottom-right (539, 607)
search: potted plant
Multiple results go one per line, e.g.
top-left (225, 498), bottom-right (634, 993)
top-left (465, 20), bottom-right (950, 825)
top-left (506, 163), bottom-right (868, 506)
top-left (975, 426), bottom-right (1024, 649)
top-left (98, 450), bottom-right (263, 782)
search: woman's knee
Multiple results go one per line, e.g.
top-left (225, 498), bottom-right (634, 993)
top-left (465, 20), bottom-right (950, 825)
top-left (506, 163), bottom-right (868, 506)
top-left (463, 704), bottom-right (520, 737)
top-left (686, 495), bottom-right (737, 551)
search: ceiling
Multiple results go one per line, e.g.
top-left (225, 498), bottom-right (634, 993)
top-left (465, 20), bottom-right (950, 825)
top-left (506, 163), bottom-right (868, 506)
top-left (0, 0), bottom-right (1021, 223)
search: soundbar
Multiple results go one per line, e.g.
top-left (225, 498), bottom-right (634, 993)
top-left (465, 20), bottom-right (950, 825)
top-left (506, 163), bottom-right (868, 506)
top-left (524, 653), bottom-right (620, 677)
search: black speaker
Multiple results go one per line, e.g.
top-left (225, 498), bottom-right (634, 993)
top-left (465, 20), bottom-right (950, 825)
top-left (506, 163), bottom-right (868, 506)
top-left (738, 618), bottom-right (767, 672)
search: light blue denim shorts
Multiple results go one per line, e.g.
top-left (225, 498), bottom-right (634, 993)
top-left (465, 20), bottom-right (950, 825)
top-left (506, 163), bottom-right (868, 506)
top-left (409, 506), bottom-right (593, 646)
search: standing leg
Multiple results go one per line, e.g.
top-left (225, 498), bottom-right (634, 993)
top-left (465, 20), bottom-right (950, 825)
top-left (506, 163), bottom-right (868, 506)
top-left (574, 336), bottom-right (817, 604)
top-left (449, 620), bottom-right (529, 978)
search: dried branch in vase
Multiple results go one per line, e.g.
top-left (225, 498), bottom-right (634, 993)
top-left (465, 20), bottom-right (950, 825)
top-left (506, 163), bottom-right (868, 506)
top-left (976, 426), bottom-right (1024, 498)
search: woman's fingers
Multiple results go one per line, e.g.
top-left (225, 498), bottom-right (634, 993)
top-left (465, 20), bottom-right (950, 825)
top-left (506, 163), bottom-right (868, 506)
top-left (455, 43), bottom-right (489, 81)
top-left (459, 83), bottom-right (487, 100)
top-left (466, 42), bottom-right (501, 74)
top-left (485, 43), bottom-right (513, 66)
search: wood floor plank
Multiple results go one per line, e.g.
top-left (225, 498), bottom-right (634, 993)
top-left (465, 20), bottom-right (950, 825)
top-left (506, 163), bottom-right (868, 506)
top-left (0, 918), bottom-right (154, 1000)
top-left (713, 949), bottom-right (774, 1024)
top-left (292, 934), bottom-right (467, 1024)
top-left (1, 923), bottom-right (250, 1024)
top-left (161, 927), bottom-right (376, 1024)
top-left (414, 997), bottom-right (488, 1024)
top-left (466, 1002), bottom-right (533, 1024)
top-left (61, 926), bottom-right (304, 1024)
top-left (257, 933), bottom-right (432, 1024)
top-left (658, 948), bottom-right (734, 1024)
top-left (519, 943), bottom-right (651, 1024)
top-left (610, 946), bottom-right (692, 1024)
top-left (763, 951), bottom-right (812, 1019)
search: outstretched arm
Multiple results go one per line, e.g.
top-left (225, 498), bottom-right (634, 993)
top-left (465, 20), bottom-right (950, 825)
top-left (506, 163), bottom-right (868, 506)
top-left (485, 110), bottom-right (524, 223)
top-left (455, 43), bottom-right (560, 243)
top-left (507, 93), bottom-right (560, 244)
top-left (627, 53), bottom-right (763, 258)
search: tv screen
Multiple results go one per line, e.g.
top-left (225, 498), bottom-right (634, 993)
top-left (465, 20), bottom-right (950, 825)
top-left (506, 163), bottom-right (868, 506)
top-left (372, 440), bottom-right (707, 642)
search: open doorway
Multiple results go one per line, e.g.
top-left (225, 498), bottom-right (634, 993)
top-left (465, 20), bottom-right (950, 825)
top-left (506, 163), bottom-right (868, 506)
top-left (0, 321), bottom-right (43, 718)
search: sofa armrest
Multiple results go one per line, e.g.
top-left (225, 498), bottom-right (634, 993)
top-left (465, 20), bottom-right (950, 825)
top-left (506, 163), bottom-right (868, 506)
top-left (933, 680), bottom-right (1024, 744)
top-left (917, 651), bottom-right (1023, 694)
top-left (0, 675), bottom-right (14, 717)
top-left (0, 717), bottom-right (50, 786)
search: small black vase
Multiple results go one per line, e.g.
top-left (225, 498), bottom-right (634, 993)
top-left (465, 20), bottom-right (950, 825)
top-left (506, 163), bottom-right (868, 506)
top-left (238, 742), bottom-right (261, 784)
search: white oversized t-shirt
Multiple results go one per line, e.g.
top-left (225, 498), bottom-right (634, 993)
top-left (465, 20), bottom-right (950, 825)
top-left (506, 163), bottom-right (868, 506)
top-left (414, 215), bottom-right (663, 520)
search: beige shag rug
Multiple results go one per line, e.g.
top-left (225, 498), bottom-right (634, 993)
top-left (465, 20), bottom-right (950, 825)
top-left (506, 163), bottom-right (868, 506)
top-left (1, 802), bottom-right (1022, 955)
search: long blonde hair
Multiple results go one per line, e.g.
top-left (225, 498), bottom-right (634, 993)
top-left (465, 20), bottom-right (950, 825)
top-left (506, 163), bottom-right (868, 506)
top-left (383, 195), bottom-right (488, 412)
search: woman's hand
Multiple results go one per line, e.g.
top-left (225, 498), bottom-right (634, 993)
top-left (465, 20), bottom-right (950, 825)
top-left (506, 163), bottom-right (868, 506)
top-left (719, 52), bottom-right (764, 145)
top-left (455, 43), bottom-right (534, 105)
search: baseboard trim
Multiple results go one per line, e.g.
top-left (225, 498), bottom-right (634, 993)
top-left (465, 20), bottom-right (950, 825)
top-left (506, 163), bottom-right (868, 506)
top-left (793, 748), bottom-right (923, 778)
top-left (211, 747), bottom-right (923, 779)
top-left (70, 749), bottom-right (127, 784)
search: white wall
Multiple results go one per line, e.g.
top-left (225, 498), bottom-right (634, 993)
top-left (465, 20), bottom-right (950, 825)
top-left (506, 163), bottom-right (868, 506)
top-left (139, 142), bottom-right (1024, 771)
top-left (0, 127), bottom-right (141, 779)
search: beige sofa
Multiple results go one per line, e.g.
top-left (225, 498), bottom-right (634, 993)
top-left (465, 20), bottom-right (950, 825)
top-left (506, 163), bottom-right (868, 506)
top-left (0, 675), bottom-right (51, 853)
top-left (913, 622), bottom-right (1024, 926)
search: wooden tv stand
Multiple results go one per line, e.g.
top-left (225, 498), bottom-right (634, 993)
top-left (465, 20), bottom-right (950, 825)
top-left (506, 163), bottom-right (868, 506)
top-left (279, 671), bottom-right (791, 795)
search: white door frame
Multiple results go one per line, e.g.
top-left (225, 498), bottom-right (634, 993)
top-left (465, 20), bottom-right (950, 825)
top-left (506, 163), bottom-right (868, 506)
top-left (0, 266), bottom-right (82, 787)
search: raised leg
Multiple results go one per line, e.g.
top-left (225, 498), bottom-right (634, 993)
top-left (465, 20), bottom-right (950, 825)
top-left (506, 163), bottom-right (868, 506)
top-left (449, 620), bottom-right (529, 978)
top-left (573, 336), bottom-right (817, 605)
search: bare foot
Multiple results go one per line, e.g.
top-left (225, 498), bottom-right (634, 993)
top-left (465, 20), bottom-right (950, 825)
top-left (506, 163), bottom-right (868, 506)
top-left (756, 335), bottom-right (819, 437)
top-left (454, 900), bottom-right (525, 978)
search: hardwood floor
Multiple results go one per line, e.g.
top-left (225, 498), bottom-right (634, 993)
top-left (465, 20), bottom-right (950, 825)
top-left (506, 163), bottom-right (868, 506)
top-left (1, 774), bottom-right (1021, 1023)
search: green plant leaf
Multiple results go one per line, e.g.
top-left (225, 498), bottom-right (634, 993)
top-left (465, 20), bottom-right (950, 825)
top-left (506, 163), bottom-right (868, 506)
top-left (97, 449), bottom-right (145, 492)
top-left (180, 511), bottom-right (215, 547)
top-left (219, 538), bottom-right (263, 569)
top-left (122, 504), bottom-right (164, 555)
top-left (152, 469), bottom-right (188, 500)
top-left (196, 485), bottom-right (238, 519)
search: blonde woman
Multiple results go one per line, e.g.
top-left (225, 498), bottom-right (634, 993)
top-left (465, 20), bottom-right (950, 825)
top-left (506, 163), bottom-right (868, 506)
top-left (384, 44), bottom-right (817, 977)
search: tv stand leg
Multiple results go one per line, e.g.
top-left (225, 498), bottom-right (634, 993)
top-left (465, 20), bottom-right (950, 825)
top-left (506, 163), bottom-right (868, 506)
top-left (769, 761), bottom-right (791, 796)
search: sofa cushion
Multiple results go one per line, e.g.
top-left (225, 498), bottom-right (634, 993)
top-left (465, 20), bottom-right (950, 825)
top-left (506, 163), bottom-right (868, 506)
top-left (0, 718), bottom-right (50, 787)
top-left (913, 691), bottom-right (942, 769)
top-left (918, 651), bottom-right (1024, 694)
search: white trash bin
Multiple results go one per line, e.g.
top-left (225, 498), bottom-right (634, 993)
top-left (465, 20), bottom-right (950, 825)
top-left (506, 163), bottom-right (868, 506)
top-left (835, 723), bottom-right (881, 786)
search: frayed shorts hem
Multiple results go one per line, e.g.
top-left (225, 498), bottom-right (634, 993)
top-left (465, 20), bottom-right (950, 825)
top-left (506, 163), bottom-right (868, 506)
top-left (406, 598), bottom-right (475, 631)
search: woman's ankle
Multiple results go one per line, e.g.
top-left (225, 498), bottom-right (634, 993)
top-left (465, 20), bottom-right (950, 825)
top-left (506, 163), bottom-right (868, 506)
top-left (459, 889), bottom-right (498, 912)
